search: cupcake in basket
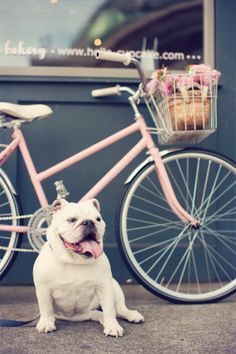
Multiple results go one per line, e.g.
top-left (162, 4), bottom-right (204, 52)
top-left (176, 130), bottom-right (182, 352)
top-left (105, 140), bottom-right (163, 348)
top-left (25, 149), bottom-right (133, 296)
top-left (147, 65), bottom-right (221, 131)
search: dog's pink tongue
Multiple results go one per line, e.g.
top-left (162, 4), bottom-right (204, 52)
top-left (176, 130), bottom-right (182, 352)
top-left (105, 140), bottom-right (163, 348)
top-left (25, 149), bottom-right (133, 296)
top-left (76, 240), bottom-right (103, 259)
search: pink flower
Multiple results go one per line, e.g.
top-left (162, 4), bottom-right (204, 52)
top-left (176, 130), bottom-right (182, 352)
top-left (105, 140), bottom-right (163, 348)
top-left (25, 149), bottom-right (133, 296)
top-left (147, 68), bottom-right (171, 94)
top-left (146, 64), bottom-right (221, 96)
top-left (159, 76), bottom-right (174, 95)
top-left (189, 64), bottom-right (212, 73)
top-left (176, 75), bottom-right (194, 90)
top-left (210, 69), bottom-right (221, 80)
top-left (188, 64), bottom-right (221, 85)
top-left (146, 79), bottom-right (158, 95)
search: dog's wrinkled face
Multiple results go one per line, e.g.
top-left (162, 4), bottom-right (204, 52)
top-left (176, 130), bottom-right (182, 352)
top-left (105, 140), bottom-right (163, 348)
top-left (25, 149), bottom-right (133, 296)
top-left (49, 198), bottom-right (106, 261)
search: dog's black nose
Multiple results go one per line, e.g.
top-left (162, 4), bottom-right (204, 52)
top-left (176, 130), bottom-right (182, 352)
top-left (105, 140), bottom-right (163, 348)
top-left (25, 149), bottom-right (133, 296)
top-left (82, 219), bottom-right (94, 228)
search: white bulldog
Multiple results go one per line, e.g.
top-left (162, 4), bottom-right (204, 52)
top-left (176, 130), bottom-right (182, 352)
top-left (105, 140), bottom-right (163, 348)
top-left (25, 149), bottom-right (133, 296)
top-left (33, 198), bottom-right (144, 337)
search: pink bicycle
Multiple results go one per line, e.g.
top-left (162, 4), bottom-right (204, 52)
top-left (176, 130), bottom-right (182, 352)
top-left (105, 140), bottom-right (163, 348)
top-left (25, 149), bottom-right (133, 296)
top-left (0, 51), bottom-right (235, 303)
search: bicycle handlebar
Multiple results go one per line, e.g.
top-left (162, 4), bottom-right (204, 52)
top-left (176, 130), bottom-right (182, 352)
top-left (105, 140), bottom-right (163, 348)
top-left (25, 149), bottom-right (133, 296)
top-left (95, 50), bottom-right (131, 66)
top-left (91, 85), bottom-right (121, 98)
top-left (95, 50), bottom-right (147, 86)
top-left (91, 85), bottom-right (137, 99)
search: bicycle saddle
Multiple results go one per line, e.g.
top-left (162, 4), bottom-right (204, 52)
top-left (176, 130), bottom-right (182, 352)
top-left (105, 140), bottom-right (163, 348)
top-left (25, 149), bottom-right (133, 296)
top-left (0, 102), bottom-right (53, 121)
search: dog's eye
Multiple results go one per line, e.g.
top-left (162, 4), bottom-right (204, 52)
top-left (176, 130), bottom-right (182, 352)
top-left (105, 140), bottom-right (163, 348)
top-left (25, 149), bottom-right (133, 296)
top-left (96, 217), bottom-right (101, 222)
top-left (67, 217), bottom-right (77, 223)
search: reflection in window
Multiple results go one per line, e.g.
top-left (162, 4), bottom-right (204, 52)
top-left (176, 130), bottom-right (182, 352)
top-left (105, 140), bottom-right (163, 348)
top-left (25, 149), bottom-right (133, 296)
top-left (0, 0), bottom-right (204, 71)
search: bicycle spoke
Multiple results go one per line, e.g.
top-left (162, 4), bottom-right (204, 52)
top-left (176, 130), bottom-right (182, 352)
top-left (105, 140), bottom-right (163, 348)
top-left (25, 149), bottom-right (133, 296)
top-left (179, 233), bottom-right (201, 292)
top-left (203, 225), bottom-right (236, 240)
top-left (191, 158), bottom-right (200, 216)
top-left (0, 213), bottom-right (16, 218)
top-left (129, 222), bottom-right (181, 243)
top-left (129, 205), bottom-right (178, 224)
top-left (191, 244), bottom-right (201, 293)
top-left (200, 238), bottom-right (234, 281)
top-left (153, 226), bottom-right (189, 280)
top-left (133, 193), bottom-right (173, 214)
top-left (134, 235), bottom-right (180, 255)
top-left (147, 229), bottom-right (188, 276)
top-left (167, 246), bottom-right (191, 292)
top-left (128, 217), bottom-right (159, 226)
top-left (198, 159), bottom-right (212, 216)
top-left (204, 198), bottom-right (236, 226)
top-left (146, 175), bottom-right (167, 202)
top-left (198, 164), bottom-right (222, 222)
top-left (200, 168), bottom-right (231, 207)
top-left (205, 232), bottom-right (236, 247)
top-left (207, 242), bottom-right (236, 272)
top-left (0, 201), bottom-right (10, 208)
top-left (127, 220), bottom-right (182, 232)
top-left (175, 159), bottom-right (199, 215)
top-left (166, 163), bottom-right (192, 212)
top-left (199, 230), bottom-right (212, 288)
top-left (198, 236), bottom-right (224, 287)
top-left (204, 181), bottom-right (236, 218)
top-left (139, 183), bottom-right (166, 204)
top-left (197, 170), bottom-right (235, 220)
top-left (138, 238), bottom-right (178, 265)
top-left (202, 225), bottom-right (236, 254)
top-left (0, 236), bottom-right (13, 240)
top-left (205, 206), bottom-right (236, 226)
top-left (206, 176), bottom-right (236, 209)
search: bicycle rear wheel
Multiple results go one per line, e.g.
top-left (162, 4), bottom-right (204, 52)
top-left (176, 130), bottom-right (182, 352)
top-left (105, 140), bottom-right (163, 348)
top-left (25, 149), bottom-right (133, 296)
top-left (118, 149), bottom-right (236, 303)
top-left (0, 170), bottom-right (20, 279)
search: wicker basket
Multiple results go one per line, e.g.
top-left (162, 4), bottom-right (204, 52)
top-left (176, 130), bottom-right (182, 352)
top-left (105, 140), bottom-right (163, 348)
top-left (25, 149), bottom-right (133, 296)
top-left (144, 74), bottom-right (218, 144)
top-left (168, 89), bottom-right (210, 131)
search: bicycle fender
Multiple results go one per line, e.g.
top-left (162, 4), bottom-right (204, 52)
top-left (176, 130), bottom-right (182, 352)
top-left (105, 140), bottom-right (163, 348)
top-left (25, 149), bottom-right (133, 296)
top-left (124, 147), bottom-right (184, 185)
top-left (0, 168), bottom-right (17, 195)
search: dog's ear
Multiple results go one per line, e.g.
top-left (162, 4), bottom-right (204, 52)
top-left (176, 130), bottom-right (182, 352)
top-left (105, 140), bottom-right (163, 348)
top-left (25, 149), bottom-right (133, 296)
top-left (52, 199), bottom-right (69, 212)
top-left (77, 199), bottom-right (100, 211)
top-left (86, 198), bottom-right (100, 212)
top-left (91, 198), bottom-right (100, 211)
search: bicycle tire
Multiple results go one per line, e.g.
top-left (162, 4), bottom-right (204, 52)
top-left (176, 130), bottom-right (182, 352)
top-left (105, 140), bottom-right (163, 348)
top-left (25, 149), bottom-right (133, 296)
top-left (118, 149), bottom-right (236, 303)
top-left (0, 170), bottom-right (21, 280)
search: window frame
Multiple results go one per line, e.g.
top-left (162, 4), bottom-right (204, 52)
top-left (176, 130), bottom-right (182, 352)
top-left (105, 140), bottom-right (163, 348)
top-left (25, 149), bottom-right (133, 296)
top-left (0, 0), bottom-right (215, 78)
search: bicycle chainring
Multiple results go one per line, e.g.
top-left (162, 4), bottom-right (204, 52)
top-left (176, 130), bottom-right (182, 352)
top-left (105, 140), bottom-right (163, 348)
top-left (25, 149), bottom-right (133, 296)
top-left (27, 206), bottom-right (53, 253)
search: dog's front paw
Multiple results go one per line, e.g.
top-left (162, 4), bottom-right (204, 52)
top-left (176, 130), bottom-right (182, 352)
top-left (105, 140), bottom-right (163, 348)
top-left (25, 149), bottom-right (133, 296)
top-left (103, 319), bottom-right (124, 337)
top-left (126, 310), bottom-right (144, 323)
top-left (36, 316), bottom-right (56, 333)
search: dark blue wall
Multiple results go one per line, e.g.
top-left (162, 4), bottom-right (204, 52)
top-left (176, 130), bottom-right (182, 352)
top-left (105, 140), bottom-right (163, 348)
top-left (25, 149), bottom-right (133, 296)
top-left (215, 0), bottom-right (236, 163)
top-left (0, 0), bottom-right (235, 284)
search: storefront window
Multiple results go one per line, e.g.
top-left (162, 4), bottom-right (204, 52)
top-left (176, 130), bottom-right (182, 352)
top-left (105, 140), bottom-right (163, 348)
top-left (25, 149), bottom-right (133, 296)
top-left (0, 0), bottom-right (213, 75)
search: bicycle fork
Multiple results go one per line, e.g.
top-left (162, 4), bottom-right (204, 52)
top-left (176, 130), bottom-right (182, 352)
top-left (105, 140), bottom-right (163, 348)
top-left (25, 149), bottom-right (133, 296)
top-left (138, 116), bottom-right (200, 228)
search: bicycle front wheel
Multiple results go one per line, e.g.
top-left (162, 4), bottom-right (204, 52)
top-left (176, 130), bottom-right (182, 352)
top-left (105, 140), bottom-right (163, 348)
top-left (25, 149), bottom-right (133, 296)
top-left (118, 149), bottom-right (236, 303)
top-left (0, 171), bottom-right (20, 279)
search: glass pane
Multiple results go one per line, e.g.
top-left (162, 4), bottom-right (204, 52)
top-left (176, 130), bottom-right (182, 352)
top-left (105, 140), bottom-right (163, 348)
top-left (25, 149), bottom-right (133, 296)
top-left (0, 0), bottom-right (205, 71)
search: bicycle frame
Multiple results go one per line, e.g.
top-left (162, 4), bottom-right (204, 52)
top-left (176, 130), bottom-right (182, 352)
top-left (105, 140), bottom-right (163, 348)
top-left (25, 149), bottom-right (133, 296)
top-left (0, 114), bottom-right (198, 234)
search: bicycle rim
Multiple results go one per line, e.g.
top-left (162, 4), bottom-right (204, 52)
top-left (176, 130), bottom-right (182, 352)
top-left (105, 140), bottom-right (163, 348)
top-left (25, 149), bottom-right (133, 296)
top-left (119, 150), bottom-right (236, 303)
top-left (0, 174), bottom-right (20, 279)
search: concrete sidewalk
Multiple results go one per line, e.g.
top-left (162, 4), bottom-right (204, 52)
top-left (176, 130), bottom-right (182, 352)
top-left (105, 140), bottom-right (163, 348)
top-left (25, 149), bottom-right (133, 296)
top-left (0, 285), bottom-right (235, 354)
